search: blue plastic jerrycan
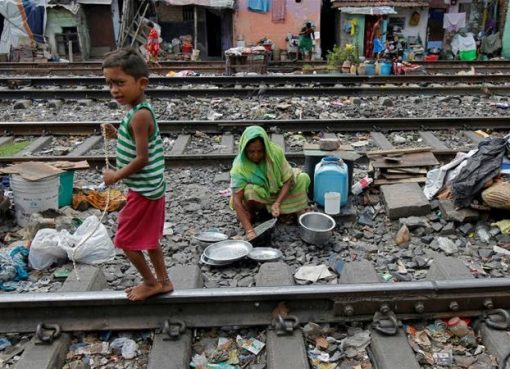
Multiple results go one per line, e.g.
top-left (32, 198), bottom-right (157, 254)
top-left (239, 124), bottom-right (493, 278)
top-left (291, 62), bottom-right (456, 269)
top-left (313, 156), bottom-right (349, 207)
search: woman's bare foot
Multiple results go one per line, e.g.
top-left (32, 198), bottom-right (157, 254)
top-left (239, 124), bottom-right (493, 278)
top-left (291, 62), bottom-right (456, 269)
top-left (126, 282), bottom-right (165, 301)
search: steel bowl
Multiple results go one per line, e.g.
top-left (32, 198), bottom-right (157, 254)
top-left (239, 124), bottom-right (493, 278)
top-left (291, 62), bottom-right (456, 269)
top-left (298, 212), bottom-right (336, 245)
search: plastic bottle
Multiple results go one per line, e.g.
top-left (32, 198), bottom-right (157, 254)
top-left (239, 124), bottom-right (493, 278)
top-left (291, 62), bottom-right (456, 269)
top-left (447, 317), bottom-right (469, 337)
top-left (351, 177), bottom-right (373, 195)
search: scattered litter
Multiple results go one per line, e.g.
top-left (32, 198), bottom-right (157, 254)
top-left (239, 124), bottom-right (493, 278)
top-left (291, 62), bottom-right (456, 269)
top-left (0, 245), bottom-right (29, 291)
top-left (295, 265), bottom-right (336, 283)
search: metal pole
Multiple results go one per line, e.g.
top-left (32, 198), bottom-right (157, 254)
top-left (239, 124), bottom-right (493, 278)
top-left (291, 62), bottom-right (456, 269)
top-left (194, 5), bottom-right (198, 50)
top-left (68, 40), bottom-right (73, 63)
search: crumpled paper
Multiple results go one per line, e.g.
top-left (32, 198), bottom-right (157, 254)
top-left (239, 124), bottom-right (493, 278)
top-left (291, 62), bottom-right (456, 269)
top-left (295, 265), bottom-right (336, 283)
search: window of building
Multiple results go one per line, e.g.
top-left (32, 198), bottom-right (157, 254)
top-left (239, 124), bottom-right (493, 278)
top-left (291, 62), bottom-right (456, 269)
top-left (388, 17), bottom-right (406, 32)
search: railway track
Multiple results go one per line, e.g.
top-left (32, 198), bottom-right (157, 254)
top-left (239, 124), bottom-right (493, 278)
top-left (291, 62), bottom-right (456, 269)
top-left (1, 117), bottom-right (509, 135)
top-left (3, 74), bottom-right (510, 88)
top-left (1, 258), bottom-right (510, 369)
top-left (1, 60), bottom-right (509, 75)
top-left (0, 119), bottom-right (505, 166)
top-left (1, 85), bottom-right (509, 100)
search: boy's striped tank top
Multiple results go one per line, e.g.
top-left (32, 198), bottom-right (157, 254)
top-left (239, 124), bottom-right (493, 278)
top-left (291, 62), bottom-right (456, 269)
top-left (116, 101), bottom-right (166, 199)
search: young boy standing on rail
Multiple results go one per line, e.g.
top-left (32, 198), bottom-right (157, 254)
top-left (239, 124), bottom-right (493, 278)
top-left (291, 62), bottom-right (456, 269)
top-left (101, 48), bottom-right (173, 301)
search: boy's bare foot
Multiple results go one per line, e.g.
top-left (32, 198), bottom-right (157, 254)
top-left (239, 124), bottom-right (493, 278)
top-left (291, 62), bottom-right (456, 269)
top-left (160, 280), bottom-right (174, 294)
top-left (126, 282), bottom-right (164, 301)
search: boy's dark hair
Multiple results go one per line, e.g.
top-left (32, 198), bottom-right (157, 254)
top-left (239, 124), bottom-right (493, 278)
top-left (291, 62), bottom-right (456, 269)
top-left (102, 48), bottom-right (149, 79)
top-left (147, 21), bottom-right (154, 28)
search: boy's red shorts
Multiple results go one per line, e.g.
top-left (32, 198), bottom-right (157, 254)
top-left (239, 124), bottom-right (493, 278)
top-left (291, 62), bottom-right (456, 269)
top-left (114, 189), bottom-right (165, 251)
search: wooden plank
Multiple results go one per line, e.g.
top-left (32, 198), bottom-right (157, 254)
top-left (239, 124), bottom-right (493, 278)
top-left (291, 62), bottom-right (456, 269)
top-left (371, 151), bottom-right (439, 169)
top-left (370, 132), bottom-right (394, 150)
top-left (169, 135), bottom-right (191, 155)
top-left (381, 173), bottom-right (418, 180)
top-left (419, 132), bottom-right (449, 150)
top-left (366, 146), bottom-right (432, 157)
top-left (374, 177), bottom-right (427, 186)
top-left (463, 131), bottom-right (485, 145)
top-left (271, 134), bottom-right (285, 150)
top-left (387, 167), bottom-right (428, 174)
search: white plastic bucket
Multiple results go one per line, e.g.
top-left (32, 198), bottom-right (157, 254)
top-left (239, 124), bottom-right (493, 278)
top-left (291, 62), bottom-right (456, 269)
top-left (11, 174), bottom-right (59, 227)
top-left (324, 192), bottom-right (340, 215)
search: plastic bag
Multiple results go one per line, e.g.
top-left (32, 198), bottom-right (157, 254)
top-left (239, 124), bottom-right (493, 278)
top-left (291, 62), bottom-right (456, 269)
top-left (29, 229), bottom-right (68, 270)
top-left (59, 216), bottom-right (115, 265)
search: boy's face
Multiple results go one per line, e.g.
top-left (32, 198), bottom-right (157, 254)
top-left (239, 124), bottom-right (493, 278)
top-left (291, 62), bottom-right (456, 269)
top-left (103, 67), bottom-right (148, 106)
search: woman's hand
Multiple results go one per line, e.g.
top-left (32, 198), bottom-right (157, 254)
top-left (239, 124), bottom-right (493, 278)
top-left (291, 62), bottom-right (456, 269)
top-left (271, 202), bottom-right (281, 217)
top-left (246, 229), bottom-right (256, 241)
top-left (102, 123), bottom-right (117, 139)
top-left (103, 169), bottom-right (119, 186)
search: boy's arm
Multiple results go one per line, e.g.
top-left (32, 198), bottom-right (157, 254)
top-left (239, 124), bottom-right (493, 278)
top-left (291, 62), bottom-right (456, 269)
top-left (104, 109), bottom-right (154, 185)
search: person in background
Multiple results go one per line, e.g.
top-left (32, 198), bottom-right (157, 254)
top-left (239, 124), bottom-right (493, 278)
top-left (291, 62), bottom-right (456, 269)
top-left (145, 21), bottom-right (160, 65)
top-left (298, 22), bottom-right (315, 61)
top-left (230, 126), bottom-right (310, 240)
top-left (102, 48), bottom-right (172, 300)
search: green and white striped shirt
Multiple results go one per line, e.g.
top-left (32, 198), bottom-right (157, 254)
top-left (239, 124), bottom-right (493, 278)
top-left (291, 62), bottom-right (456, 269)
top-left (116, 101), bottom-right (166, 199)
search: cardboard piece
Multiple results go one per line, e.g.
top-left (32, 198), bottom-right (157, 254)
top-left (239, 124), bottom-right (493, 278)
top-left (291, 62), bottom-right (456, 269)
top-left (0, 162), bottom-right (63, 181)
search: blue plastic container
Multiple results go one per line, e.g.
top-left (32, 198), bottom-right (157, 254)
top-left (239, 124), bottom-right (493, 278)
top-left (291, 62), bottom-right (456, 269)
top-left (380, 63), bottom-right (392, 75)
top-left (365, 63), bottom-right (375, 76)
top-left (313, 156), bottom-right (348, 208)
top-left (58, 170), bottom-right (75, 208)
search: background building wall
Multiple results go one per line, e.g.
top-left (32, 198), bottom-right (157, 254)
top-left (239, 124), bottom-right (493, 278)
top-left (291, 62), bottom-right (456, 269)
top-left (234, 0), bottom-right (321, 50)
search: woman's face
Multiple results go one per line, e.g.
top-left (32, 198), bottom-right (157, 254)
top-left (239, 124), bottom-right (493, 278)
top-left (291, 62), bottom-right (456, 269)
top-left (246, 139), bottom-right (265, 164)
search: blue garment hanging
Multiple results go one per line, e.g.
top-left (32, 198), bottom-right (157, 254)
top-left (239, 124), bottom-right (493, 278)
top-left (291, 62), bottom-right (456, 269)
top-left (248, 0), bottom-right (269, 13)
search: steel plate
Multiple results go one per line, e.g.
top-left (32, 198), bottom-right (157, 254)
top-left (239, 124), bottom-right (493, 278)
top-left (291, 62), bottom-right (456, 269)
top-left (203, 240), bottom-right (253, 262)
top-left (200, 254), bottom-right (232, 267)
top-left (194, 231), bottom-right (228, 243)
top-left (248, 247), bottom-right (283, 262)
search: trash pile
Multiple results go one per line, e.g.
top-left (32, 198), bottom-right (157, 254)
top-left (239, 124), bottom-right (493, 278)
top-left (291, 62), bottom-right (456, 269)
top-left (63, 332), bottom-right (150, 369)
top-left (406, 317), bottom-right (496, 367)
top-left (423, 136), bottom-right (510, 245)
top-left (0, 334), bottom-right (31, 367)
top-left (190, 330), bottom-right (266, 369)
top-left (303, 322), bottom-right (372, 369)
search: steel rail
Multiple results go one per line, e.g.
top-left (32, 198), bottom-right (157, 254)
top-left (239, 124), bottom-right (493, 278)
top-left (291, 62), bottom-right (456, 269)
top-left (0, 86), bottom-right (509, 99)
top-left (0, 153), bottom-right (306, 167)
top-left (1, 117), bottom-right (509, 136)
top-left (0, 278), bottom-right (509, 333)
top-left (3, 74), bottom-right (510, 87)
top-left (1, 60), bottom-right (510, 69)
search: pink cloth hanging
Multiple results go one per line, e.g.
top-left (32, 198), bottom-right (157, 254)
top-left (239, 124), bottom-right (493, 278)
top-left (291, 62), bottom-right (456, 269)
top-left (272, 0), bottom-right (286, 23)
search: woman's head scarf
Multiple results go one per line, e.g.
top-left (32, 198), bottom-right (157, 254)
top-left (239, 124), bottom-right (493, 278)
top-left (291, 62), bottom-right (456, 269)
top-left (230, 126), bottom-right (292, 194)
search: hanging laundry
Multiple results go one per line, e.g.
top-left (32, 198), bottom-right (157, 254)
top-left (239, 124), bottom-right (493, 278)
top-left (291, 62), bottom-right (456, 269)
top-left (248, 0), bottom-right (269, 13)
top-left (443, 13), bottom-right (466, 32)
top-left (480, 32), bottom-right (502, 55)
top-left (272, 0), bottom-right (285, 22)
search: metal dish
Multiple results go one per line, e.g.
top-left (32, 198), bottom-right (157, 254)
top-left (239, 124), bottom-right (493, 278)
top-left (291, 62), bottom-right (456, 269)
top-left (194, 231), bottom-right (228, 243)
top-left (203, 240), bottom-right (253, 263)
top-left (248, 247), bottom-right (283, 262)
top-left (200, 254), bottom-right (232, 267)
